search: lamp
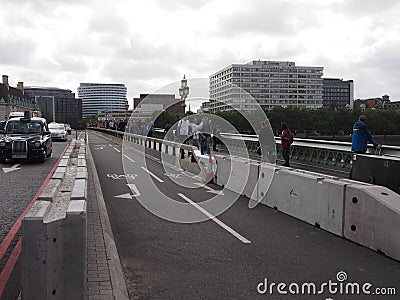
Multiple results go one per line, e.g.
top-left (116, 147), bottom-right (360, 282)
top-left (179, 75), bottom-right (189, 108)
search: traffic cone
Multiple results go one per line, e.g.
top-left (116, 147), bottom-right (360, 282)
top-left (205, 154), bottom-right (214, 182)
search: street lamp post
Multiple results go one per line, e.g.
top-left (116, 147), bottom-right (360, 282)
top-left (179, 75), bottom-right (189, 110)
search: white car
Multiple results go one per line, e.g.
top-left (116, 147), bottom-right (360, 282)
top-left (48, 123), bottom-right (67, 141)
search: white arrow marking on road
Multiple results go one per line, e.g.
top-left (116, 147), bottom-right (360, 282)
top-left (2, 164), bottom-right (22, 173)
top-left (178, 193), bottom-right (251, 244)
top-left (127, 183), bottom-right (141, 196)
top-left (114, 184), bottom-right (141, 199)
top-left (94, 146), bottom-right (104, 150)
top-left (114, 193), bottom-right (134, 199)
top-left (193, 182), bottom-right (224, 195)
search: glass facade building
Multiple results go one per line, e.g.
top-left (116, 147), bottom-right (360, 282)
top-left (209, 60), bottom-right (324, 112)
top-left (77, 83), bottom-right (127, 118)
top-left (322, 78), bottom-right (354, 110)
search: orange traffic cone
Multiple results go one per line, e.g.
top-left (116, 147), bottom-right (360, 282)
top-left (205, 154), bottom-right (214, 182)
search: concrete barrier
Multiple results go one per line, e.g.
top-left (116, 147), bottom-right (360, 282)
top-left (243, 161), bottom-right (259, 201)
top-left (215, 155), bottom-right (230, 187)
top-left (22, 139), bottom-right (87, 300)
top-left (222, 156), bottom-right (251, 196)
top-left (344, 184), bottom-right (400, 261)
top-left (265, 168), bottom-right (346, 236)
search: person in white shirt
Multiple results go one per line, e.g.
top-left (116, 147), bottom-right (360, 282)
top-left (177, 114), bottom-right (190, 143)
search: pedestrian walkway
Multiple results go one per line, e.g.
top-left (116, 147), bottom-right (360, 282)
top-left (86, 147), bottom-right (129, 300)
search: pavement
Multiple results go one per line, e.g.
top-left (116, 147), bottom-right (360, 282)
top-left (86, 144), bottom-right (129, 300)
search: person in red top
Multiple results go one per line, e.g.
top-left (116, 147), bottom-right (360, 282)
top-left (280, 122), bottom-right (293, 167)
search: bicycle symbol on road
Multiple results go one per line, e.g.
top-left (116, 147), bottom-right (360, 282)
top-left (107, 173), bottom-right (138, 180)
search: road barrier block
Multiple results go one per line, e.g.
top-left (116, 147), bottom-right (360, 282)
top-left (214, 155), bottom-right (230, 187)
top-left (22, 138), bottom-right (87, 299)
top-left (344, 184), bottom-right (400, 261)
top-left (243, 161), bottom-right (260, 201)
top-left (63, 200), bottom-right (87, 300)
top-left (229, 157), bottom-right (252, 196)
top-left (257, 163), bottom-right (277, 206)
top-left (37, 179), bottom-right (62, 202)
top-left (265, 168), bottom-right (346, 236)
top-left (71, 179), bottom-right (87, 200)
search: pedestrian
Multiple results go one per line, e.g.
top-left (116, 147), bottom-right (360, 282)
top-left (177, 114), bottom-right (190, 143)
top-left (189, 117), bottom-right (201, 149)
top-left (212, 123), bottom-right (221, 151)
top-left (258, 119), bottom-right (276, 163)
top-left (279, 122), bottom-right (293, 167)
top-left (351, 115), bottom-right (381, 154)
top-left (199, 117), bottom-right (212, 155)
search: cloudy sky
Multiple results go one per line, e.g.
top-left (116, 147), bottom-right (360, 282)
top-left (1, 0), bottom-right (400, 109)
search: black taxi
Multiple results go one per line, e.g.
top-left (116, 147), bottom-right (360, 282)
top-left (0, 112), bottom-right (52, 163)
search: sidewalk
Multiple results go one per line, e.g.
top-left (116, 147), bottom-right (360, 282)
top-left (86, 146), bottom-right (129, 300)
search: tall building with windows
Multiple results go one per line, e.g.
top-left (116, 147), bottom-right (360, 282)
top-left (322, 78), bottom-right (354, 110)
top-left (77, 83), bottom-right (127, 118)
top-left (24, 86), bottom-right (82, 128)
top-left (209, 60), bottom-right (324, 112)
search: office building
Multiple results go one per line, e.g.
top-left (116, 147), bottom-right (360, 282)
top-left (209, 60), bottom-right (324, 112)
top-left (78, 83), bottom-right (127, 118)
top-left (24, 87), bottom-right (82, 128)
top-left (322, 78), bottom-right (354, 109)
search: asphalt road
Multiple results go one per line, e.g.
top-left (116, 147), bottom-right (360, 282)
top-left (89, 131), bottom-right (400, 300)
top-left (0, 131), bottom-right (79, 300)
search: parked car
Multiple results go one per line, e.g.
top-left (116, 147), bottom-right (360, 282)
top-left (0, 113), bottom-right (52, 163)
top-left (64, 123), bottom-right (72, 135)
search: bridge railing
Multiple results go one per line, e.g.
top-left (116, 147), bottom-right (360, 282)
top-left (88, 127), bottom-right (197, 161)
top-left (88, 127), bottom-right (400, 174)
top-left (218, 132), bottom-right (400, 173)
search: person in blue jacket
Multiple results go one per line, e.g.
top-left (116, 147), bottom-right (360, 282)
top-left (351, 115), bottom-right (381, 153)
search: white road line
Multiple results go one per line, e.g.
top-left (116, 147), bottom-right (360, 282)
top-left (123, 154), bottom-right (135, 163)
top-left (141, 167), bottom-right (164, 183)
top-left (178, 193), bottom-right (251, 244)
top-left (113, 147), bottom-right (121, 153)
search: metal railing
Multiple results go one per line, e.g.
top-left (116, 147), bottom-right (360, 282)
top-left (218, 133), bottom-right (400, 173)
top-left (88, 127), bottom-right (400, 174)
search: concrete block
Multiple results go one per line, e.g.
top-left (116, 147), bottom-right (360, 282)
top-left (52, 172), bottom-right (65, 180)
top-left (225, 156), bottom-right (250, 196)
top-left (344, 184), bottom-right (400, 261)
top-left (215, 155), bottom-right (230, 187)
top-left (257, 163), bottom-right (277, 205)
top-left (77, 158), bottom-right (86, 167)
top-left (243, 161), bottom-right (260, 201)
top-left (37, 179), bottom-right (61, 202)
top-left (58, 158), bottom-right (69, 167)
top-left (55, 167), bottom-right (66, 173)
top-left (22, 201), bottom-right (51, 300)
top-left (63, 200), bottom-right (87, 299)
top-left (76, 169), bottom-right (88, 180)
top-left (265, 168), bottom-right (346, 236)
top-left (71, 179), bottom-right (87, 200)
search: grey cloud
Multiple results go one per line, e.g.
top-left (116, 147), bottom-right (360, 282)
top-left (0, 38), bottom-right (38, 66)
top-left (330, 0), bottom-right (400, 17)
top-left (102, 59), bottom-right (180, 82)
top-left (147, 0), bottom-right (213, 10)
top-left (216, 0), bottom-right (319, 38)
